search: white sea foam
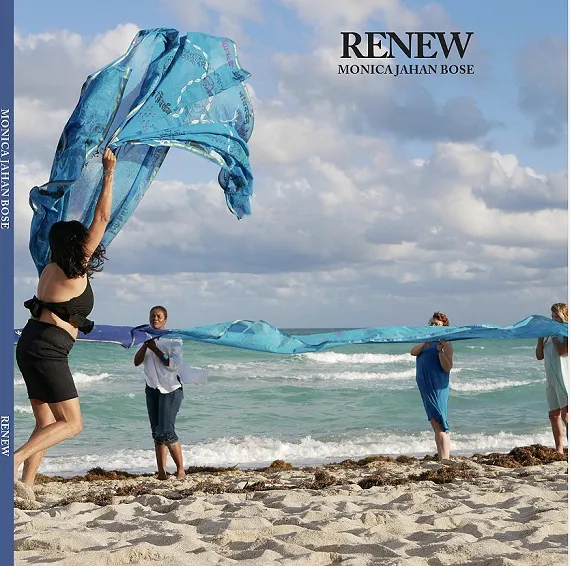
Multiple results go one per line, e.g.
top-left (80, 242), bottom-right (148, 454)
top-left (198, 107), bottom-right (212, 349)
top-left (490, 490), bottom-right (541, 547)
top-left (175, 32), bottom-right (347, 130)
top-left (72, 372), bottom-right (110, 385)
top-left (14, 371), bottom-right (109, 386)
top-left (207, 363), bottom-right (241, 371)
top-left (300, 352), bottom-right (413, 365)
top-left (281, 369), bottom-right (417, 382)
top-left (275, 366), bottom-right (461, 383)
top-left (15, 371), bottom-right (110, 387)
top-left (452, 379), bottom-right (539, 392)
top-left (37, 429), bottom-right (556, 475)
top-left (14, 405), bottom-right (33, 415)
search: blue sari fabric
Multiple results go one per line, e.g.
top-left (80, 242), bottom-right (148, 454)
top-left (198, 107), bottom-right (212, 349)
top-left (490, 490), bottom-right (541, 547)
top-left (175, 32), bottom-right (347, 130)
top-left (28, 28), bottom-right (254, 275)
top-left (15, 315), bottom-right (568, 353)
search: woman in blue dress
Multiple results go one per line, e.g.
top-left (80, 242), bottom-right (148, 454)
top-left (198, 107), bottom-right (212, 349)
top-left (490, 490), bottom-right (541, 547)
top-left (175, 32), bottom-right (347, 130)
top-left (536, 303), bottom-right (568, 455)
top-left (411, 312), bottom-right (454, 461)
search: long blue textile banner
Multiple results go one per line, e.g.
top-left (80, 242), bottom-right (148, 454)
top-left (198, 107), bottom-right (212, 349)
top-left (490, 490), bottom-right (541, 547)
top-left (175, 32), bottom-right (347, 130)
top-left (14, 315), bottom-right (567, 354)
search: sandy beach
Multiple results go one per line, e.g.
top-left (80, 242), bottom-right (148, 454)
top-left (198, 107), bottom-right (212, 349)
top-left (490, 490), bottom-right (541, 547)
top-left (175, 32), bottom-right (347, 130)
top-left (14, 446), bottom-right (568, 565)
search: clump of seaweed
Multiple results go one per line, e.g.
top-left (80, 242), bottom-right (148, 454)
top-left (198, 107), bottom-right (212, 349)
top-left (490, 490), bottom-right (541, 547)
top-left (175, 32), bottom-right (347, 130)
top-left (59, 490), bottom-right (115, 507)
top-left (395, 455), bottom-right (417, 464)
top-left (189, 480), bottom-right (228, 494)
top-left (185, 465), bottom-right (238, 474)
top-left (84, 468), bottom-right (142, 481)
top-left (34, 469), bottom-right (148, 484)
top-left (356, 455), bottom-right (395, 466)
top-left (408, 464), bottom-right (478, 485)
top-left (422, 454), bottom-right (439, 462)
top-left (474, 445), bottom-right (567, 468)
top-left (358, 461), bottom-right (478, 489)
top-left (241, 481), bottom-right (268, 492)
top-left (114, 484), bottom-right (154, 497)
top-left (300, 469), bottom-right (339, 489)
top-left (264, 460), bottom-right (293, 470)
top-left (358, 474), bottom-right (410, 489)
top-left (336, 459), bottom-right (360, 468)
top-left (333, 455), bottom-right (396, 469)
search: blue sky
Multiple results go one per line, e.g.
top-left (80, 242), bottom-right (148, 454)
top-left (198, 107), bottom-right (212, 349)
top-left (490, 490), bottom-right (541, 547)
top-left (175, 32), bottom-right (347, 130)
top-left (15, 0), bottom-right (567, 170)
top-left (13, 0), bottom-right (568, 328)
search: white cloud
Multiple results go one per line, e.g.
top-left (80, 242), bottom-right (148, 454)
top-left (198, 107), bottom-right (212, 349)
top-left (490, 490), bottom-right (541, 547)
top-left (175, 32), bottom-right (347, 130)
top-left (249, 102), bottom-right (369, 165)
top-left (15, 24), bottom-right (139, 108)
top-left (14, 162), bottom-right (46, 250)
top-left (161, 0), bottom-right (262, 45)
top-left (14, 97), bottom-right (70, 147)
top-left (270, 46), bottom-right (493, 143)
top-left (101, 132), bottom-right (566, 285)
top-left (280, 0), bottom-right (420, 31)
top-left (86, 24), bottom-right (142, 68)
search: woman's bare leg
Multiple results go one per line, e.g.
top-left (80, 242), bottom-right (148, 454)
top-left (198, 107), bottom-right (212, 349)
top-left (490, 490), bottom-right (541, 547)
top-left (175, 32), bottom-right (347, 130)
top-left (155, 444), bottom-right (168, 479)
top-left (14, 398), bottom-right (82, 481)
top-left (549, 409), bottom-right (565, 454)
top-left (20, 400), bottom-right (57, 485)
top-left (167, 442), bottom-right (185, 479)
top-left (430, 418), bottom-right (450, 461)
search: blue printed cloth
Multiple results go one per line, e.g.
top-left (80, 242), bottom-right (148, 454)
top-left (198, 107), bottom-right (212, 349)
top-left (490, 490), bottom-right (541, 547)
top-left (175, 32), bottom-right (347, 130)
top-left (28, 29), bottom-right (254, 275)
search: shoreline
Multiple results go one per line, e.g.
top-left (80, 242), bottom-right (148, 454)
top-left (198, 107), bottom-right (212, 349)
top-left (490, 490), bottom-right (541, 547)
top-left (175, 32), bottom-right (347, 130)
top-left (15, 444), bottom-right (568, 566)
top-left (17, 444), bottom-right (567, 503)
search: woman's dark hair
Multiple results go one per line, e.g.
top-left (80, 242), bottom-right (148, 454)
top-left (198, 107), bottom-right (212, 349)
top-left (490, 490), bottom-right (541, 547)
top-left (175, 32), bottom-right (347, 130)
top-left (48, 220), bottom-right (107, 279)
top-left (431, 311), bottom-right (450, 326)
top-left (150, 305), bottom-right (168, 318)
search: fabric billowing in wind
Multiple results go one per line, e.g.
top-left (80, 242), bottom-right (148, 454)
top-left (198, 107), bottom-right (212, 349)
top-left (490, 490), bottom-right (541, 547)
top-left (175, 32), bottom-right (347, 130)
top-left (28, 28), bottom-right (254, 275)
top-left (14, 315), bottom-right (567, 354)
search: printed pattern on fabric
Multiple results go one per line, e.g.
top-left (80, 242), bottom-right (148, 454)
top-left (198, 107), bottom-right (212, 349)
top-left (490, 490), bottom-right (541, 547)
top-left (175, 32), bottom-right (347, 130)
top-left (29, 29), bottom-right (254, 275)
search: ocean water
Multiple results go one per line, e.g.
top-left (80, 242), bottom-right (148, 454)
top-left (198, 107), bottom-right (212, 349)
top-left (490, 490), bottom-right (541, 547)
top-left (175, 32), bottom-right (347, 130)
top-left (13, 335), bottom-right (556, 476)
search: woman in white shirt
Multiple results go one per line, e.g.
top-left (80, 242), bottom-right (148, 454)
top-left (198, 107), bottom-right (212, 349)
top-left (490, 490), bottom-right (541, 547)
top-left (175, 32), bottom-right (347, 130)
top-left (134, 306), bottom-right (186, 479)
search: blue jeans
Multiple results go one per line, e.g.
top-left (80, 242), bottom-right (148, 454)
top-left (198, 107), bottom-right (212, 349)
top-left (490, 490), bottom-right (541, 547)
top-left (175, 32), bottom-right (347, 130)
top-left (145, 385), bottom-right (184, 446)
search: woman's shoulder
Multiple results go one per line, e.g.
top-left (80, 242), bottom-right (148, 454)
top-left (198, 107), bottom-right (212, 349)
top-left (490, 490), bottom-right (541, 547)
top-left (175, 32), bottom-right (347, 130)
top-left (38, 262), bottom-right (63, 285)
top-left (41, 262), bottom-right (70, 279)
top-left (40, 262), bottom-right (58, 275)
top-left (38, 263), bottom-right (87, 296)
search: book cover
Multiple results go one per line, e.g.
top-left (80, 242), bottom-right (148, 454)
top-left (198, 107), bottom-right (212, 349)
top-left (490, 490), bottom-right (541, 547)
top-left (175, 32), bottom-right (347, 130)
top-left (6, 1), bottom-right (568, 565)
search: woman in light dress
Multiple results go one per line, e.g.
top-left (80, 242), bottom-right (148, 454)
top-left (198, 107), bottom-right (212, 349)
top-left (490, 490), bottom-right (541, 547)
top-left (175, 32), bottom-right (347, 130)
top-left (536, 303), bottom-right (568, 455)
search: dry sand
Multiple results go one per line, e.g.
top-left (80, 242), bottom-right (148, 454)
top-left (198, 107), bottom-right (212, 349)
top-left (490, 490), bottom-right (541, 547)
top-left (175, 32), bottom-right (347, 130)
top-left (14, 446), bottom-right (568, 565)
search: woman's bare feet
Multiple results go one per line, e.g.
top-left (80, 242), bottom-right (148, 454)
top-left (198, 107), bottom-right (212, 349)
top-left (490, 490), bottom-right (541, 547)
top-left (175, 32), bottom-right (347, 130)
top-left (175, 470), bottom-right (186, 480)
top-left (157, 471), bottom-right (168, 480)
top-left (14, 480), bottom-right (36, 501)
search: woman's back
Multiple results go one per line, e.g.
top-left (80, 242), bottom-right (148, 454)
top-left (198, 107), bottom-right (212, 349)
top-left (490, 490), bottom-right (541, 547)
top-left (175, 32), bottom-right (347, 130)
top-left (35, 263), bottom-right (90, 338)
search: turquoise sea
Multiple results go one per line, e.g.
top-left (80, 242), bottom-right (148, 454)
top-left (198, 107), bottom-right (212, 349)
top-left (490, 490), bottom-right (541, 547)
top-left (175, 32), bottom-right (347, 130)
top-left (13, 335), bottom-right (557, 476)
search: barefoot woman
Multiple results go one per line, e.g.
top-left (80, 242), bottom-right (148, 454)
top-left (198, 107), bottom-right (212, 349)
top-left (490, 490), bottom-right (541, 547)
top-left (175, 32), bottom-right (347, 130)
top-left (411, 312), bottom-right (454, 461)
top-left (536, 303), bottom-right (568, 455)
top-left (15, 148), bottom-right (116, 486)
top-left (134, 306), bottom-right (186, 480)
